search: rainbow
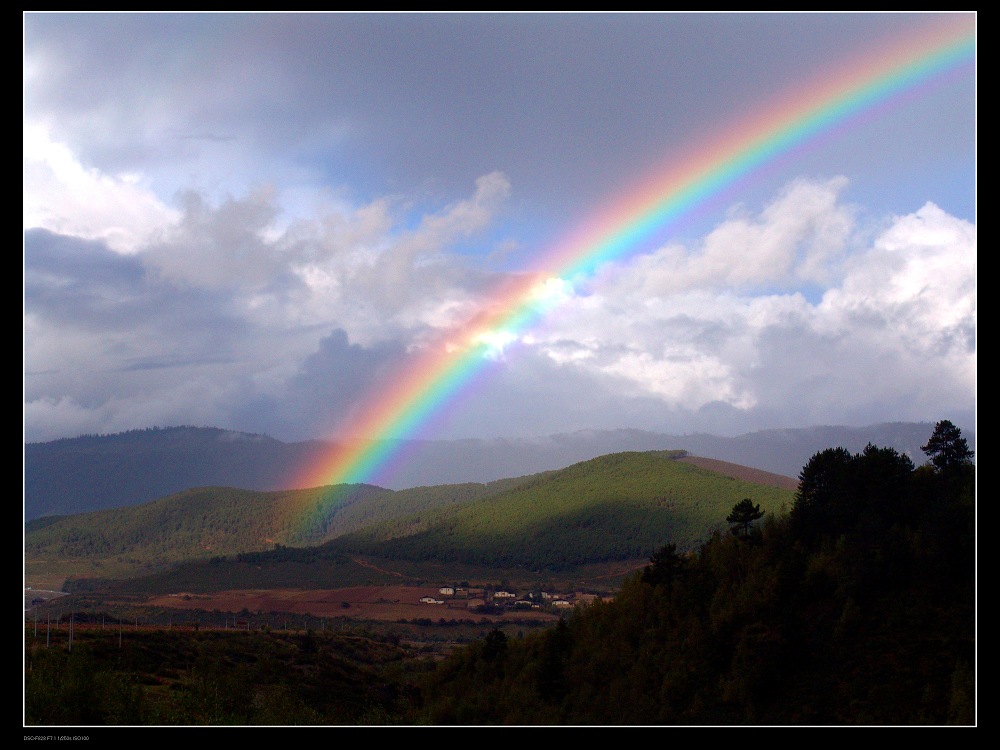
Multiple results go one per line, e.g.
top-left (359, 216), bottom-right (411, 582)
top-left (294, 16), bottom-right (975, 499)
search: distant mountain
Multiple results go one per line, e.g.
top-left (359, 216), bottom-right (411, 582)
top-left (24, 427), bottom-right (327, 520)
top-left (384, 422), bottom-right (969, 487)
top-left (24, 422), bottom-right (972, 520)
top-left (653, 422), bottom-right (971, 480)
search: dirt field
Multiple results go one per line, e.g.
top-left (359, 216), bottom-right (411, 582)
top-left (679, 455), bottom-right (799, 491)
top-left (145, 586), bottom-right (562, 622)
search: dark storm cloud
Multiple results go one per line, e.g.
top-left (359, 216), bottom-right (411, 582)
top-left (26, 13), bottom-right (966, 218)
top-left (24, 228), bottom-right (249, 342)
top-left (230, 329), bottom-right (409, 440)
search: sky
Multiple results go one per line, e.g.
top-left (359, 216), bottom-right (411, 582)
top-left (24, 12), bottom-right (976, 449)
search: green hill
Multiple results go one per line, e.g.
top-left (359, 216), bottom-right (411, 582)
top-left (26, 450), bottom-right (795, 584)
top-left (328, 451), bottom-right (793, 570)
top-left (25, 478), bottom-right (533, 581)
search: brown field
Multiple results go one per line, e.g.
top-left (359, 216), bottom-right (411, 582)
top-left (679, 455), bottom-right (799, 491)
top-left (145, 586), bottom-right (562, 622)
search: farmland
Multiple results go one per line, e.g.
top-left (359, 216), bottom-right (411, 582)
top-left (143, 585), bottom-right (563, 623)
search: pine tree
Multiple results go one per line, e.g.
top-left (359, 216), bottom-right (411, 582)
top-left (922, 420), bottom-right (974, 472)
top-left (726, 498), bottom-right (764, 539)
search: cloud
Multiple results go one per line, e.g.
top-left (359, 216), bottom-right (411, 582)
top-left (276, 175), bottom-right (513, 348)
top-left (27, 14), bottom-right (971, 230)
top-left (23, 124), bottom-right (179, 253)
top-left (143, 188), bottom-right (286, 289)
top-left (596, 177), bottom-right (855, 298)
top-left (23, 15), bottom-right (974, 451)
top-left (821, 201), bottom-right (976, 352)
top-left (133, 171), bottom-right (512, 337)
top-left (230, 329), bottom-right (410, 441)
top-left (22, 116), bottom-right (974, 447)
top-left (23, 172), bottom-right (515, 442)
top-left (505, 183), bottom-right (975, 429)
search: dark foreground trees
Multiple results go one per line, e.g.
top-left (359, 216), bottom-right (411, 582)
top-left (25, 628), bottom-right (419, 725)
top-left (419, 425), bottom-right (975, 725)
top-left (792, 443), bottom-right (915, 540)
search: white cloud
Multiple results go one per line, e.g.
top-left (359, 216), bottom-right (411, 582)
top-left (23, 123), bottom-right (179, 253)
top-left (513, 183), bottom-right (975, 424)
top-left (599, 177), bottom-right (854, 299)
top-left (277, 171), bottom-right (513, 344)
top-left (703, 176), bottom-right (854, 286)
top-left (24, 171), bottom-right (516, 441)
top-left (597, 349), bottom-right (757, 409)
top-left (822, 201), bottom-right (976, 343)
top-left (143, 188), bottom-right (284, 288)
top-left (118, 171), bottom-right (512, 345)
top-left (23, 166), bottom-right (975, 445)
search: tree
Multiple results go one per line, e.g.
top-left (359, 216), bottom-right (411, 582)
top-left (922, 420), bottom-right (974, 472)
top-left (852, 443), bottom-right (915, 526)
top-left (642, 542), bottom-right (685, 598)
top-left (792, 446), bottom-right (854, 538)
top-left (726, 498), bottom-right (764, 539)
top-left (481, 628), bottom-right (508, 663)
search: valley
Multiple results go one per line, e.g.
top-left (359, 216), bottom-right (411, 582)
top-left (23, 423), bottom-right (976, 725)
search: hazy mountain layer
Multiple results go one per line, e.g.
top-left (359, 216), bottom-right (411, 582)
top-left (25, 422), bottom-right (968, 520)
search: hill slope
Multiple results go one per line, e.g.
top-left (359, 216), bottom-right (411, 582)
top-left (25, 477), bottom-right (534, 581)
top-left (26, 450), bottom-right (795, 583)
top-left (328, 451), bottom-right (794, 570)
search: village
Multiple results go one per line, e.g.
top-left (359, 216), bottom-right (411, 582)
top-left (417, 585), bottom-right (608, 614)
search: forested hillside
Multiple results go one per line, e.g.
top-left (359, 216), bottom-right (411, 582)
top-left (27, 451), bottom-right (793, 585)
top-left (328, 451), bottom-right (793, 570)
top-left (417, 424), bottom-right (976, 724)
top-left (26, 478), bottom-right (535, 581)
